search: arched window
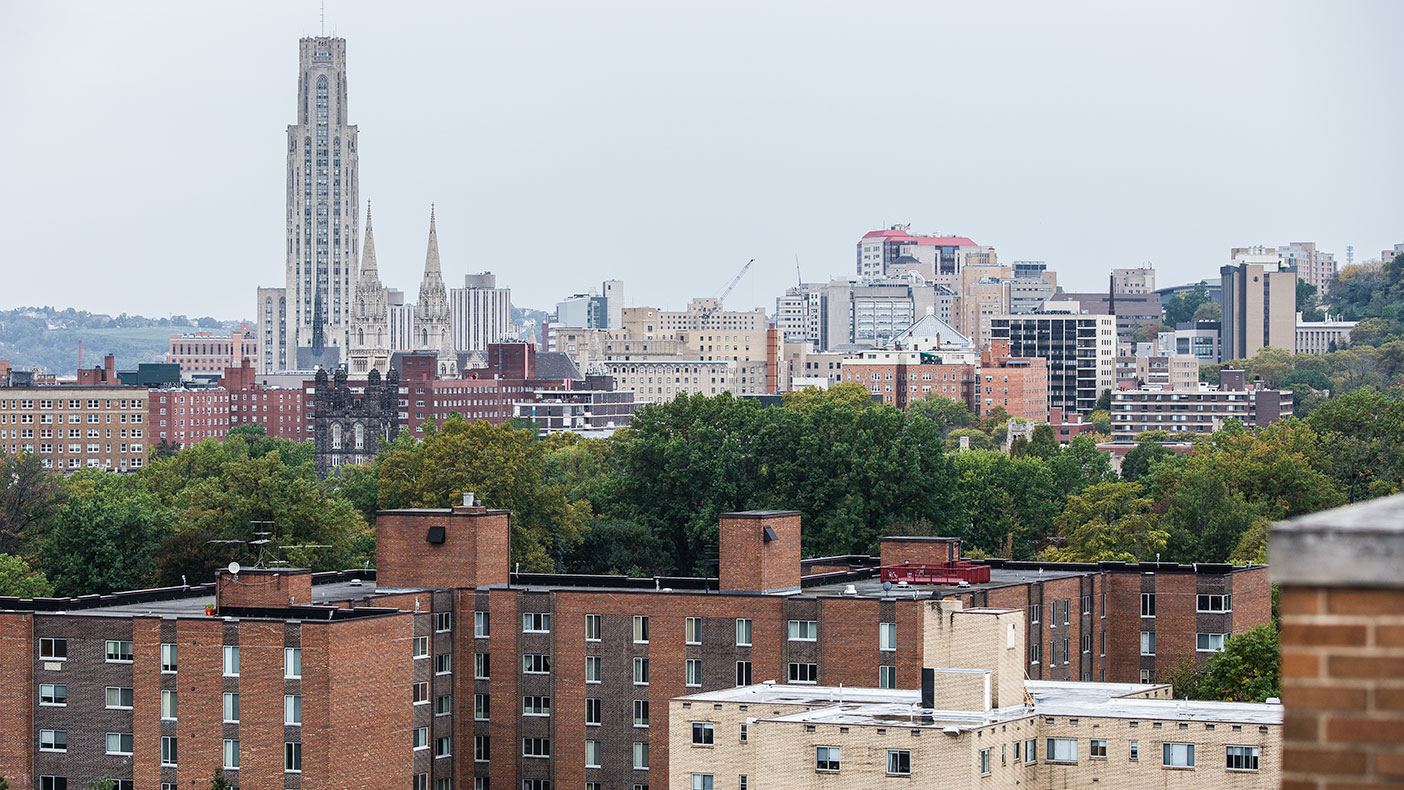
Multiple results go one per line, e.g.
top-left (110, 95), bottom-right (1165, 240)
top-left (354, 423), bottom-right (365, 450)
top-left (331, 422), bottom-right (342, 449)
top-left (357, 329), bottom-right (364, 345)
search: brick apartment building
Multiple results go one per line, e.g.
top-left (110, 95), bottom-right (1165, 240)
top-left (0, 383), bottom-right (149, 471)
top-left (220, 360), bottom-right (308, 443)
top-left (0, 507), bottom-right (1268, 789)
top-left (1110, 369), bottom-right (1294, 441)
top-left (148, 389), bottom-right (231, 449)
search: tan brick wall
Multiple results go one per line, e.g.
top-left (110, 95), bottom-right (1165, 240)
top-left (1280, 586), bottom-right (1404, 788)
top-left (1039, 716), bottom-right (1280, 789)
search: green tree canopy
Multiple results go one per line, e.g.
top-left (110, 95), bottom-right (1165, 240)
top-left (1163, 624), bottom-right (1280, 702)
top-left (1042, 481), bottom-right (1168, 562)
top-left (0, 553), bottom-right (52, 597)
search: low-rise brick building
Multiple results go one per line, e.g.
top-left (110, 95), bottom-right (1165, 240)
top-left (0, 509), bottom-right (1269, 788)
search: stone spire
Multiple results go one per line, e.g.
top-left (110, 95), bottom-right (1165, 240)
top-left (348, 202), bottom-right (389, 372)
top-left (360, 202), bottom-right (379, 275)
top-left (414, 205), bottom-right (455, 375)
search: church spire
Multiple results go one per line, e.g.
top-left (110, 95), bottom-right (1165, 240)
top-left (424, 204), bottom-right (441, 275)
top-left (360, 202), bottom-right (378, 275)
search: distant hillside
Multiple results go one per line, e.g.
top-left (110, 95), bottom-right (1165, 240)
top-left (0, 306), bottom-right (240, 374)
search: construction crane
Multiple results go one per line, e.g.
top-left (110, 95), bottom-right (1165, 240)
top-left (716, 258), bottom-right (755, 306)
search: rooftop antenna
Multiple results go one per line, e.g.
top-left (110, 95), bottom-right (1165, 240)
top-left (320, 0), bottom-right (325, 36)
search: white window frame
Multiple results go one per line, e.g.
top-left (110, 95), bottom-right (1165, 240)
top-left (686, 658), bottom-right (702, 687)
top-left (223, 738), bottom-right (240, 770)
top-left (413, 636), bottom-right (430, 658)
top-left (585, 739), bottom-right (602, 768)
top-left (1197, 632), bottom-right (1229, 652)
top-left (585, 613), bottom-right (602, 642)
top-left (161, 642), bottom-right (177, 672)
top-left (633, 615), bottom-right (649, 644)
top-left (523, 612), bottom-right (552, 633)
top-left (1141, 630), bottom-right (1156, 656)
top-left (586, 655), bottom-right (602, 683)
top-left (1163, 742), bottom-right (1195, 768)
top-left (879, 622), bottom-right (896, 652)
top-left (285, 740), bottom-right (303, 773)
top-left (1046, 737), bottom-right (1078, 763)
top-left (39, 683), bottom-right (67, 707)
top-left (634, 656), bottom-right (650, 685)
top-left (475, 611), bottom-right (489, 638)
top-left (686, 616), bottom-right (702, 645)
top-left (788, 619), bottom-right (817, 641)
top-left (1226, 745), bottom-right (1259, 771)
top-left (40, 637), bottom-right (67, 661)
top-left (105, 685), bottom-right (134, 710)
top-left (223, 691), bottom-right (240, 723)
top-left (285, 693), bottom-right (302, 724)
top-left (105, 639), bottom-right (133, 663)
top-left (413, 727), bottom-right (429, 750)
top-left (735, 618), bottom-right (752, 647)
top-left (789, 662), bottom-right (817, 684)
top-left (223, 644), bottom-right (240, 676)
top-left (879, 665), bottom-right (896, 689)
top-left (887, 749), bottom-right (911, 775)
top-left (816, 745), bottom-right (841, 772)
top-left (284, 647), bottom-right (301, 678)
top-left (161, 735), bottom-right (178, 767)
top-left (39, 729), bottom-right (66, 752)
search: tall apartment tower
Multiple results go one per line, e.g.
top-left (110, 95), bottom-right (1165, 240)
top-left (450, 273), bottom-right (513, 351)
top-left (257, 37), bottom-right (361, 372)
top-left (414, 208), bottom-right (456, 376)
top-left (1220, 255), bottom-right (1297, 360)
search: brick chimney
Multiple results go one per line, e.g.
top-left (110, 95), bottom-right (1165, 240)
top-left (1272, 494), bottom-right (1404, 787)
top-left (718, 511), bottom-right (801, 593)
top-left (375, 493), bottom-right (510, 589)
top-left (215, 567), bottom-right (313, 611)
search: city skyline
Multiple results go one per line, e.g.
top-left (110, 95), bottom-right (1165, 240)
top-left (2, 0), bottom-right (1401, 321)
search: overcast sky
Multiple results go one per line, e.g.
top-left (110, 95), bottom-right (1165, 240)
top-left (2, 1), bottom-right (1400, 320)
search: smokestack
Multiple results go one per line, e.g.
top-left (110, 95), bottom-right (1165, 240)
top-left (921, 668), bottom-right (935, 710)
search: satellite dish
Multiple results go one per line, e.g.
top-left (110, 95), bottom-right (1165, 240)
top-left (227, 562), bottom-right (241, 576)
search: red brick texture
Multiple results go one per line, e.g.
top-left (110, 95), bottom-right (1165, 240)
top-left (0, 612), bottom-right (34, 788)
top-left (216, 568), bottom-right (313, 609)
top-left (175, 618), bottom-right (225, 785)
top-left (719, 511), bottom-right (802, 592)
top-left (1281, 586), bottom-right (1404, 788)
top-left (878, 537), bottom-right (961, 568)
top-left (131, 617), bottom-right (163, 790)
top-left (376, 508), bottom-right (511, 589)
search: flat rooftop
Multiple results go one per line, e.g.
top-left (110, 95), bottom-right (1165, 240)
top-left (677, 679), bottom-right (1282, 730)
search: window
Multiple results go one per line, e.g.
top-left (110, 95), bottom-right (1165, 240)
top-left (634, 657), bottom-right (650, 685)
top-left (223, 645), bottom-right (240, 676)
top-left (523, 695), bottom-right (551, 716)
top-left (634, 699), bottom-right (650, 727)
top-left (435, 736), bottom-right (451, 758)
top-left (162, 690), bottom-right (180, 722)
top-left (980, 748), bottom-right (992, 775)
top-left (522, 782), bottom-right (549, 790)
top-left (1024, 738), bottom-right (1036, 763)
top-left (413, 636), bottom-right (430, 658)
top-left (476, 652), bottom-right (490, 679)
top-left (38, 637), bottom-right (66, 661)
top-left (523, 612), bottom-right (551, 633)
top-left (1141, 631), bottom-right (1156, 655)
top-left (436, 653), bottom-right (453, 674)
top-left (738, 778), bottom-right (748, 790)
top-left (106, 640), bottom-right (133, 662)
top-left (436, 694), bottom-right (453, 716)
top-left (285, 741), bottom-right (303, 771)
top-left (686, 658), bottom-right (702, 687)
top-left (1129, 740), bottom-right (1139, 760)
top-left (1083, 595), bottom-right (1091, 615)
top-left (39, 730), bottom-right (66, 752)
top-left (1029, 604), bottom-right (1040, 624)
top-left (1197, 594), bottom-right (1232, 612)
top-left (106, 732), bottom-right (133, 755)
top-left (740, 723), bottom-right (749, 743)
top-left (106, 686), bottom-right (134, 709)
top-left (475, 735), bottom-right (490, 762)
top-left (586, 655), bottom-right (602, 683)
top-left (1063, 637), bottom-right (1070, 664)
top-left (1163, 742), bottom-right (1195, 768)
top-left (1141, 592), bottom-right (1156, 617)
top-left (1226, 745), bottom-right (1260, 770)
top-left (285, 647), bottom-right (302, 678)
top-left (412, 682), bottom-right (430, 705)
top-left (40, 778), bottom-right (67, 790)
top-left (1141, 669), bottom-right (1154, 683)
top-left (1197, 632), bottom-right (1229, 652)
top-left (1046, 737), bottom-right (1078, 763)
top-left (435, 611), bottom-right (452, 632)
top-left (1030, 642), bottom-right (1041, 664)
top-left (691, 775), bottom-right (713, 790)
top-left (1090, 739), bottom-right (1107, 758)
top-left (40, 684), bottom-right (67, 706)
top-left (735, 660), bottom-right (752, 686)
top-left (223, 692), bottom-right (240, 723)
top-left (789, 662), bottom-right (817, 683)
top-left (586, 697), bottom-right (602, 725)
top-left (686, 617), bottom-right (702, 645)
top-left (736, 618), bottom-right (752, 646)
top-left (586, 614), bottom-right (602, 641)
top-left (161, 642), bottom-right (177, 672)
top-left (475, 611), bottom-right (489, 638)
top-left (1062, 598), bottom-right (1070, 625)
top-left (879, 622), bottom-right (896, 651)
top-left (879, 665), bottom-right (896, 688)
top-left (413, 727), bottom-right (429, 750)
top-left (523, 737), bottom-right (551, 758)
top-left (816, 746), bottom-right (841, 772)
top-left (162, 735), bottom-right (178, 766)
top-left (223, 739), bottom-right (240, 769)
top-left (634, 615), bottom-right (649, 643)
top-left (586, 740), bottom-right (602, 768)
top-left (887, 749), bottom-right (911, 775)
top-left (633, 741), bottom-right (649, 770)
top-left (788, 620), bottom-right (817, 641)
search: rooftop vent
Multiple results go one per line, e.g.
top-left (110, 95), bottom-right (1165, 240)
top-left (426, 525), bottom-right (446, 544)
top-left (762, 525), bottom-right (778, 543)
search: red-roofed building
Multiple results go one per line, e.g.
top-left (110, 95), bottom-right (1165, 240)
top-left (857, 224), bottom-right (992, 280)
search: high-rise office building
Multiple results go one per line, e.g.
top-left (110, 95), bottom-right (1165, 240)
top-left (1220, 252), bottom-right (1297, 360)
top-left (991, 308), bottom-right (1115, 416)
top-left (257, 37), bottom-right (361, 371)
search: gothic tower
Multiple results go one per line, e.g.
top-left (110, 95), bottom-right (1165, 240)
top-left (348, 204), bottom-right (390, 375)
top-left (260, 36), bottom-right (361, 372)
top-left (414, 207), bottom-right (456, 376)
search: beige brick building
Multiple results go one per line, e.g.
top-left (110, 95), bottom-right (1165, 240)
top-left (670, 600), bottom-right (1281, 790)
top-left (0, 386), bottom-right (149, 471)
